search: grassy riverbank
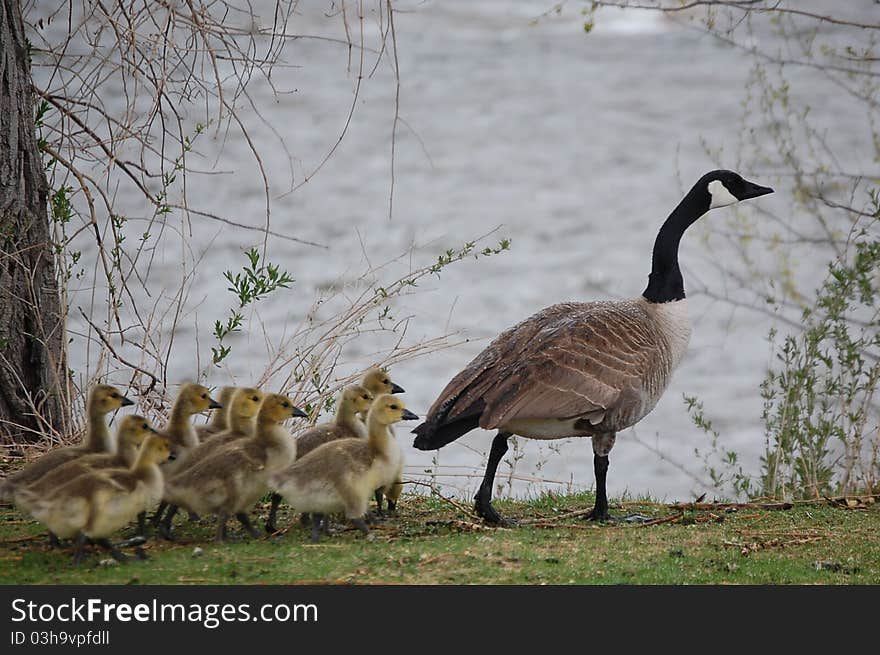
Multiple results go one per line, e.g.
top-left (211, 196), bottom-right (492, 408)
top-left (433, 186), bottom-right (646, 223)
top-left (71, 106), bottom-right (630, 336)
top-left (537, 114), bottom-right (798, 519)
top-left (1, 492), bottom-right (878, 584)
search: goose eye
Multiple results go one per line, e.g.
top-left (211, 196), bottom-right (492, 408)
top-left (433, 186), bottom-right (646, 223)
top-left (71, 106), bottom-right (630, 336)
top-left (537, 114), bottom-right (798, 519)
top-left (362, 395), bottom-right (370, 400)
top-left (111, 393), bottom-right (119, 399)
top-left (390, 405), bottom-right (399, 410)
top-left (142, 423), bottom-right (148, 430)
top-left (201, 393), bottom-right (207, 399)
top-left (282, 401), bottom-right (290, 408)
top-left (252, 396), bottom-right (259, 401)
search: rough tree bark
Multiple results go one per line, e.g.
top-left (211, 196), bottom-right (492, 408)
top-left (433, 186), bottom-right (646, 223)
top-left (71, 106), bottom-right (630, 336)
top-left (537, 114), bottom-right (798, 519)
top-left (0, 0), bottom-right (67, 445)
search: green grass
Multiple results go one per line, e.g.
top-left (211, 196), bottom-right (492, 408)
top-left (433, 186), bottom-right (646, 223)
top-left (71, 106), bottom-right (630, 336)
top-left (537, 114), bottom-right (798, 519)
top-left (1, 492), bottom-right (878, 584)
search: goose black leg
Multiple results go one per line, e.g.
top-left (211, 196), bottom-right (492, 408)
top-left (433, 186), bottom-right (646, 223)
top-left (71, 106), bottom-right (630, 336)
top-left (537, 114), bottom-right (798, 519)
top-left (150, 501), bottom-right (168, 527)
top-left (158, 505), bottom-right (179, 541)
top-left (374, 489), bottom-right (385, 515)
top-left (48, 531), bottom-right (62, 548)
top-left (265, 493), bottom-right (283, 534)
top-left (236, 512), bottom-right (261, 538)
top-left (310, 514), bottom-right (324, 543)
top-left (136, 511), bottom-right (147, 537)
top-left (590, 454), bottom-right (610, 521)
top-left (474, 431), bottom-right (515, 526)
top-left (299, 512), bottom-right (311, 527)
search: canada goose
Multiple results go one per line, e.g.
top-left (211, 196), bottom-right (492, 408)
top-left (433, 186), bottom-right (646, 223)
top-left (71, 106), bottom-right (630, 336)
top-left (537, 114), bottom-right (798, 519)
top-left (265, 384), bottom-right (374, 533)
top-left (16, 415), bottom-right (157, 500)
top-left (152, 387), bottom-right (258, 538)
top-left (269, 394), bottom-right (419, 542)
top-left (144, 383), bottom-right (221, 535)
top-left (413, 170), bottom-right (773, 524)
top-left (0, 384), bottom-right (134, 502)
top-left (160, 383), bottom-right (223, 476)
top-left (163, 394), bottom-right (307, 541)
top-left (15, 433), bottom-right (173, 563)
top-left (196, 386), bottom-right (237, 441)
top-left (360, 368), bottom-right (406, 515)
top-left (361, 367), bottom-right (406, 397)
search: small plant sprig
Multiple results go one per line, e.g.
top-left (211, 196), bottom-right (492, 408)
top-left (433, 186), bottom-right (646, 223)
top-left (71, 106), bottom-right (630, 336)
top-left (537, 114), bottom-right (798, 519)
top-left (373, 238), bottom-right (511, 322)
top-left (212, 247), bottom-right (295, 365)
top-left (686, 394), bottom-right (756, 499)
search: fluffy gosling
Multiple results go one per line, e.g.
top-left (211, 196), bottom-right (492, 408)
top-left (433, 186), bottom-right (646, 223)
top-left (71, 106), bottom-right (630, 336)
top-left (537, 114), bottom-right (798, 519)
top-left (196, 386), bottom-right (237, 441)
top-left (16, 432), bottom-right (172, 564)
top-left (0, 384), bottom-right (133, 503)
top-left (269, 394), bottom-right (418, 543)
top-left (266, 384), bottom-right (374, 533)
top-left (164, 394), bottom-right (307, 541)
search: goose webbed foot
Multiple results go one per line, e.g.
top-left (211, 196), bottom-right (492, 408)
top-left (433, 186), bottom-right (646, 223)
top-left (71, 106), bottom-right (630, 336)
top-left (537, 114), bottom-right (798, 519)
top-left (117, 535), bottom-right (147, 549)
top-left (474, 492), bottom-right (517, 527)
top-left (351, 517), bottom-right (374, 541)
top-left (96, 538), bottom-right (129, 562)
top-left (133, 547), bottom-right (149, 560)
top-left (48, 531), bottom-right (63, 548)
top-left (236, 512), bottom-right (261, 539)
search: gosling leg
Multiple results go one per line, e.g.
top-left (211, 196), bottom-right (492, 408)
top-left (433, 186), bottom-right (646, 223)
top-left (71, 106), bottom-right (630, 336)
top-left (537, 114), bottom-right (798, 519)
top-left (265, 493), bottom-right (283, 534)
top-left (310, 514), bottom-right (324, 543)
top-left (236, 512), bottom-right (261, 539)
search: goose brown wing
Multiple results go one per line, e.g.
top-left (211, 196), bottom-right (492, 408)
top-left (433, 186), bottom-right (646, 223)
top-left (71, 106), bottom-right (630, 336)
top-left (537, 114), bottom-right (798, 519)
top-left (416, 301), bottom-right (658, 444)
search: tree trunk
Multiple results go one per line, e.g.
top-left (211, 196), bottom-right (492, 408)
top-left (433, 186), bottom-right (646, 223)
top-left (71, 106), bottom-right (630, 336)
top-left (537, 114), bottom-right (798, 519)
top-left (0, 0), bottom-right (67, 445)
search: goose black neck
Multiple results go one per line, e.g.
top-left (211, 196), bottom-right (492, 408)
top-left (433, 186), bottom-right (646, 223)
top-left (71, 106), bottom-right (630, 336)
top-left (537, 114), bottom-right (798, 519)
top-left (642, 185), bottom-right (709, 304)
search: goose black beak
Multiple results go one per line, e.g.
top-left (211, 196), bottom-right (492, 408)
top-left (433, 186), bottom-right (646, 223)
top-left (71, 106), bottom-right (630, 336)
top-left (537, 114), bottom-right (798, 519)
top-left (391, 382), bottom-right (406, 394)
top-left (167, 451), bottom-right (178, 461)
top-left (401, 409), bottom-right (419, 421)
top-left (292, 406), bottom-right (309, 419)
top-left (208, 398), bottom-right (223, 410)
top-left (120, 396), bottom-right (135, 407)
top-left (740, 180), bottom-right (774, 200)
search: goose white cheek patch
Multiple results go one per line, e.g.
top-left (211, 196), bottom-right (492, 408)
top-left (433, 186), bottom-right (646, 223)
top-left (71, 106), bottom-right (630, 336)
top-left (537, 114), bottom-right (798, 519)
top-left (708, 180), bottom-right (738, 209)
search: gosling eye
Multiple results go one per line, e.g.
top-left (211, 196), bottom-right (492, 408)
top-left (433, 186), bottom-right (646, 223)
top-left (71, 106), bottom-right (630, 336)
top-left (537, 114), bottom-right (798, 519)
top-left (142, 423), bottom-right (148, 430)
top-left (201, 393), bottom-right (207, 399)
top-left (390, 404), bottom-right (399, 410)
top-left (111, 393), bottom-right (119, 399)
top-left (282, 401), bottom-right (290, 408)
top-left (383, 379), bottom-right (389, 385)
top-left (362, 395), bottom-right (370, 400)
top-left (252, 395), bottom-right (259, 402)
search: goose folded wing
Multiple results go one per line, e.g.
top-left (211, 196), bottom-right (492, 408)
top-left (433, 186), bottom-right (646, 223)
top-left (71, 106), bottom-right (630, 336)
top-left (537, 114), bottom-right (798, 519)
top-left (479, 335), bottom-right (646, 428)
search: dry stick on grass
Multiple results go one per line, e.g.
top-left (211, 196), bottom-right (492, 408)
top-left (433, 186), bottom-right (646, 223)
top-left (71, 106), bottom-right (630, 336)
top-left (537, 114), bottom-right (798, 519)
top-left (403, 479), bottom-right (481, 521)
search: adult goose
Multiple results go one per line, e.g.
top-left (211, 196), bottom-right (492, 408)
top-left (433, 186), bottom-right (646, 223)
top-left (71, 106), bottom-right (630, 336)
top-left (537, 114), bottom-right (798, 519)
top-left (413, 170), bottom-right (773, 524)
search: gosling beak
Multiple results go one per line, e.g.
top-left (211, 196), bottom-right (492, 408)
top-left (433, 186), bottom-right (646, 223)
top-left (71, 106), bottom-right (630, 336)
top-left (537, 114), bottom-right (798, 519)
top-left (401, 409), bottom-right (419, 421)
top-left (740, 179), bottom-right (774, 200)
top-left (208, 398), bottom-right (223, 410)
top-left (120, 396), bottom-right (135, 407)
top-left (391, 382), bottom-right (406, 394)
top-left (292, 406), bottom-right (309, 419)
top-left (167, 451), bottom-right (178, 461)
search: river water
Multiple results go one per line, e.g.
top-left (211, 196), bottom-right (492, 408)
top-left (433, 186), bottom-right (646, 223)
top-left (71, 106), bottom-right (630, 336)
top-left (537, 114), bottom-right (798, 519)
top-left (37, 1), bottom-right (876, 502)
